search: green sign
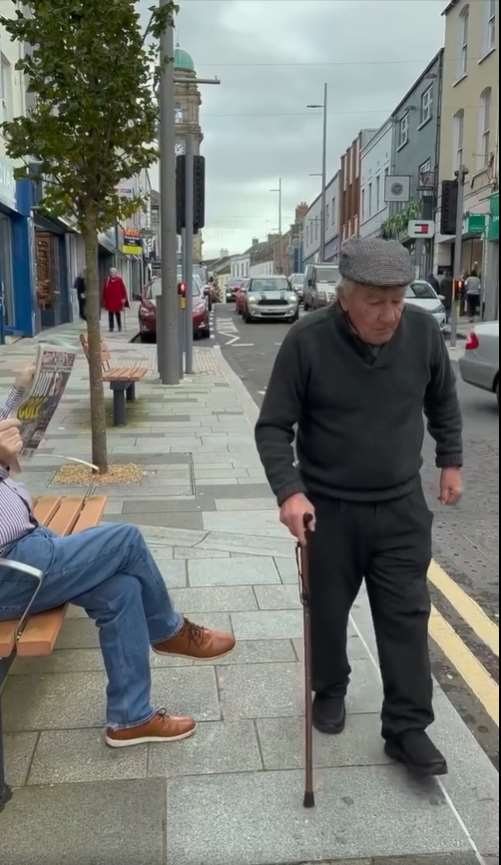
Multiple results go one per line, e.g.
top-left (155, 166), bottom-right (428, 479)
top-left (464, 213), bottom-right (486, 235)
top-left (488, 193), bottom-right (499, 241)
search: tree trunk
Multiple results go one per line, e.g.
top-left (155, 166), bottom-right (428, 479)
top-left (82, 214), bottom-right (108, 473)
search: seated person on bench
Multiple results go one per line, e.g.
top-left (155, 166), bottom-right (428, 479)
top-left (0, 373), bottom-right (235, 748)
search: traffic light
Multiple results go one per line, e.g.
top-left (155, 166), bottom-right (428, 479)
top-left (441, 180), bottom-right (458, 235)
top-left (176, 155), bottom-right (206, 234)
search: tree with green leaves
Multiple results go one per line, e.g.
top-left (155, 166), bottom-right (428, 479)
top-left (0, 0), bottom-right (176, 472)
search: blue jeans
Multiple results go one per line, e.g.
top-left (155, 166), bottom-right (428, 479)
top-left (0, 524), bottom-right (183, 728)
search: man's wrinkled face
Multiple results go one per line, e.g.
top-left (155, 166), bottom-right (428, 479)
top-left (339, 283), bottom-right (407, 346)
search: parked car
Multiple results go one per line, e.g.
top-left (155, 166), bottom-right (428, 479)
top-left (235, 279), bottom-right (250, 315)
top-left (290, 272), bottom-right (305, 302)
top-left (303, 264), bottom-right (340, 310)
top-left (225, 279), bottom-right (245, 303)
top-left (404, 280), bottom-right (447, 330)
top-left (459, 321), bottom-right (499, 408)
top-left (139, 274), bottom-right (210, 342)
top-left (243, 276), bottom-right (299, 323)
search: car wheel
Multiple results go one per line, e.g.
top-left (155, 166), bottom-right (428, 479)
top-left (288, 312), bottom-right (299, 324)
top-left (244, 311), bottom-right (254, 323)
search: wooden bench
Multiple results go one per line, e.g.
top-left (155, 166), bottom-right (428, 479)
top-left (80, 334), bottom-right (147, 427)
top-left (0, 494), bottom-right (107, 811)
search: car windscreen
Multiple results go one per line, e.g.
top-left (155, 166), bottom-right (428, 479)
top-left (314, 267), bottom-right (338, 284)
top-left (406, 281), bottom-right (436, 300)
top-left (250, 278), bottom-right (290, 292)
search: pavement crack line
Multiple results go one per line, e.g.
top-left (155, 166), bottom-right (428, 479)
top-left (350, 612), bottom-right (489, 865)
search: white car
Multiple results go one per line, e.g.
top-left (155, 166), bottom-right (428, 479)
top-left (459, 321), bottom-right (499, 408)
top-left (405, 280), bottom-right (447, 330)
top-left (243, 276), bottom-right (299, 323)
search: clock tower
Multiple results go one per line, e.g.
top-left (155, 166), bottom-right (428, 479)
top-left (174, 47), bottom-right (204, 262)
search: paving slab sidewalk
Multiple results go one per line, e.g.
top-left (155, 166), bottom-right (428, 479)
top-left (0, 317), bottom-right (498, 865)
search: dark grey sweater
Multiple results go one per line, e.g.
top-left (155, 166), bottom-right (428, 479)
top-left (255, 304), bottom-right (463, 504)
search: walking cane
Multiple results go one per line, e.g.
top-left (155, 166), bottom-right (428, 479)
top-left (296, 514), bottom-right (315, 808)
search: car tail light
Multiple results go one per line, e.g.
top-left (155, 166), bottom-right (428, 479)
top-left (466, 332), bottom-right (480, 350)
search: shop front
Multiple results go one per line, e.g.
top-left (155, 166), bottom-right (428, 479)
top-left (33, 213), bottom-right (71, 330)
top-left (0, 163), bottom-right (36, 338)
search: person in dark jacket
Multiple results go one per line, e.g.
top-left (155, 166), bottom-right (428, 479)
top-left (255, 238), bottom-right (463, 778)
top-left (74, 272), bottom-right (86, 321)
top-left (427, 272), bottom-right (440, 294)
top-left (439, 269), bottom-right (454, 322)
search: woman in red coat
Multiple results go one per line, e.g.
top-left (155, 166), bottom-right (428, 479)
top-left (103, 268), bottom-right (129, 332)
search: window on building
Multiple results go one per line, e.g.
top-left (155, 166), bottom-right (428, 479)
top-left (453, 110), bottom-right (465, 171)
top-left (419, 158), bottom-right (433, 189)
top-left (362, 189), bottom-right (366, 222)
top-left (420, 86), bottom-right (434, 125)
top-left (331, 196), bottom-right (336, 225)
top-left (326, 203), bottom-right (330, 227)
top-left (0, 53), bottom-right (13, 123)
top-left (376, 175), bottom-right (381, 212)
top-left (480, 88), bottom-right (492, 167)
top-left (368, 182), bottom-right (373, 217)
top-left (399, 113), bottom-right (409, 148)
top-left (485, 0), bottom-right (497, 53)
top-left (459, 6), bottom-right (469, 77)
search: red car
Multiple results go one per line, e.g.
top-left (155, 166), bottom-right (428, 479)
top-left (139, 275), bottom-right (210, 342)
top-left (235, 279), bottom-right (249, 315)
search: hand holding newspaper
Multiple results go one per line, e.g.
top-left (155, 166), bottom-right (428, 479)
top-left (11, 341), bottom-right (76, 469)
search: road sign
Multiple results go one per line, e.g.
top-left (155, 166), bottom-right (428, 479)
top-left (408, 220), bottom-right (435, 238)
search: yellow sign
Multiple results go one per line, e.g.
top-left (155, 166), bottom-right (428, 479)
top-left (122, 244), bottom-right (143, 256)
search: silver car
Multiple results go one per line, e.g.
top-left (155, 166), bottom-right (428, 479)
top-left (244, 276), bottom-right (299, 323)
top-left (459, 321), bottom-right (499, 407)
top-left (405, 281), bottom-right (447, 330)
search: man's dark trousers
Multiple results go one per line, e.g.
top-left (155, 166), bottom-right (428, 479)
top-left (309, 483), bottom-right (434, 739)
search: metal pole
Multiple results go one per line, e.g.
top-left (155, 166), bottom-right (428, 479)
top-left (185, 133), bottom-right (194, 375)
top-left (158, 0), bottom-right (179, 384)
top-left (320, 83), bottom-right (328, 262)
top-left (278, 177), bottom-right (283, 273)
top-left (451, 166), bottom-right (468, 348)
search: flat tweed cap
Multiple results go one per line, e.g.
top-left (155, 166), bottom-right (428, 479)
top-left (340, 238), bottom-right (414, 288)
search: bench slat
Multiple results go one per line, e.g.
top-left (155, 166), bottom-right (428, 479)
top-left (17, 607), bottom-right (67, 657)
top-left (72, 497), bottom-right (107, 533)
top-left (33, 496), bottom-right (62, 526)
top-left (48, 498), bottom-right (84, 536)
top-left (0, 622), bottom-right (17, 659)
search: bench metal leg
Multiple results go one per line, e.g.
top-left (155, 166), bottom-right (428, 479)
top-left (112, 386), bottom-right (127, 426)
top-left (126, 383), bottom-right (136, 403)
top-left (0, 659), bottom-right (13, 812)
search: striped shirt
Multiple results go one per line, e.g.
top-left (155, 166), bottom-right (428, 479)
top-left (0, 388), bottom-right (37, 551)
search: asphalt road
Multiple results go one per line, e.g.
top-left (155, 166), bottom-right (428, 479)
top-left (214, 301), bottom-right (500, 767)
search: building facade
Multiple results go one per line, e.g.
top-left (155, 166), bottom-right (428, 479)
top-left (388, 50), bottom-right (444, 276)
top-left (360, 120), bottom-right (393, 239)
top-left (303, 172), bottom-right (341, 264)
top-left (436, 0), bottom-right (499, 315)
top-left (340, 130), bottom-right (376, 243)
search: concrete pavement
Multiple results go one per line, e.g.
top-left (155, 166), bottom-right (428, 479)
top-left (0, 313), bottom-right (498, 865)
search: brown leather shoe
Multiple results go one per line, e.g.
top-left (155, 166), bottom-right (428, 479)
top-left (105, 709), bottom-right (196, 748)
top-left (154, 618), bottom-right (236, 661)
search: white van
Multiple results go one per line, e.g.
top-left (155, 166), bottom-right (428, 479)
top-left (303, 264), bottom-right (340, 311)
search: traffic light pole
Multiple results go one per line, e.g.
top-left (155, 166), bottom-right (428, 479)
top-left (451, 166), bottom-right (468, 348)
top-left (158, 0), bottom-right (179, 385)
top-left (184, 133), bottom-right (195, 375)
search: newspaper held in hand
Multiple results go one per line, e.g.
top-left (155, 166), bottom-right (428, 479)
top-left (16, 342), bottom-right (76, 455)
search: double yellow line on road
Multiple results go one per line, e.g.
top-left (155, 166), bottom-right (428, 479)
top-left (428, 560), bottom-right (499, 726)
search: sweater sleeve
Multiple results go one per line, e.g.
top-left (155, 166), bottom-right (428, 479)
top-left (0, 387), bottom-right (26, 421)
top-left (255, 329), bottom-right (308, 505)
top-left (424, 325), bottom-right (463, 469)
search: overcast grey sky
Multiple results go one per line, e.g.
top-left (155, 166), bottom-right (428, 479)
top-left (141, 0), bottom-right (446, 259)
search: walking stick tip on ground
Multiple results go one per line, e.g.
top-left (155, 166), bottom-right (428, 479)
top-left (303, 791), bottom-right (315, 809)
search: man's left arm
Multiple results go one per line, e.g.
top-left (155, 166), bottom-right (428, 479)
top-left (424, 326), bottom-right (464, 505)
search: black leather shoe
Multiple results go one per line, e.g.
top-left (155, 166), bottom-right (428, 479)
top-left (313, 694), bottom-right (346, 735)
top-left (385, 731), bottom-right (448, 777)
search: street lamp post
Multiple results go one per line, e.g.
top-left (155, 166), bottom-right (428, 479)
top-left (451, 165), bottom-right (469, 348)
top-left (269, 177), bottom-right (283, 273)
top-left (307, 83), bottom-right (328, 262)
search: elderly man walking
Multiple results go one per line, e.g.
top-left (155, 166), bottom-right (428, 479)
top-left (255, 239), bottom-right (463, 777)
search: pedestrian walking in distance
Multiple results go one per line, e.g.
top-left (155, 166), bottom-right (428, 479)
top-left (256, 238), bottom-right (464, 778)
top-left (103, 268), bottom-right (129, 333)
top-left (465, 269), bottom-right (482, 322)
top-left (74, 271), bottom-right (87, 321)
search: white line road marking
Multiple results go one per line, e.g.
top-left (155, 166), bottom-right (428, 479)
top-left (232, 343), bottom-right (255, 348)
